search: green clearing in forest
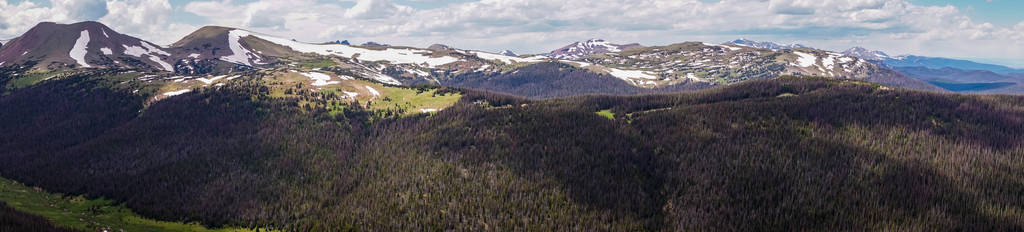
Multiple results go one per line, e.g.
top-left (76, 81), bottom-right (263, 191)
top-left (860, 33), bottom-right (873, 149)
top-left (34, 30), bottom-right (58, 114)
top-left (596, 109), bottom-right (615, 120)
top-left (0, 177), bottom-right (272, 232)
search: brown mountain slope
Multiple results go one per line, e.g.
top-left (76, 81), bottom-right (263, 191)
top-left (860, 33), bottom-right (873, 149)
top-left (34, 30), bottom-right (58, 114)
top-left (0, 21), bottom-right (173, 71)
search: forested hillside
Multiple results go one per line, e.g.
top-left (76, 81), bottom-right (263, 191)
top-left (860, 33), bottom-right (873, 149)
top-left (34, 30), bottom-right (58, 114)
top-left (437, 62), bottom-right (712, 98)
top-left (0, 202), bottom-right (77, 232)
top-left (0, 74), bottom-right (1022, 231)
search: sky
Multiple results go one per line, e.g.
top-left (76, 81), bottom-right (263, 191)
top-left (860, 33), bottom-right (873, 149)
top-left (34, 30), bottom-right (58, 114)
top-left (1, 0), bottom-right (1023, 67)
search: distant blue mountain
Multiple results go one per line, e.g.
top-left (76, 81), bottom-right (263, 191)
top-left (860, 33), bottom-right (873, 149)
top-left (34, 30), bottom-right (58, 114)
top-left (885, 55), bottom-right (1023, 75)
top-left (840, 47), bottom-right (1023, 75)
top-left (839, 46), bottom-right (1023, 92)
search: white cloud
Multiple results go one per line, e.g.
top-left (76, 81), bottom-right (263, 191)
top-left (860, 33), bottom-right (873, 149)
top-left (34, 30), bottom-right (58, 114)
top-left (357, 0), bottom-right (1021, 63)
top-left (184, 0), bottom-right (350, 34)
top-left (1, 0), bottom-right (1022, 66)
top-left (180, 0), bottom-right (1024, 65)
top-left (0, 0), bottom-right (188, 45)
top-left (345, 0), bottom-right (412, 19)
top-left (54, 0), bottom-right (110, 20)
top-left (98, 0), bottom-right (183, 42)
top-left (0, 0), bottom-right (108, 37)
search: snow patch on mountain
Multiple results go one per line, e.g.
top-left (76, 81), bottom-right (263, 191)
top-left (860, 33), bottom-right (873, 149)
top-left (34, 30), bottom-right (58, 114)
top-left (241, 30), bottom-right (458, 68)
top-left (343, 91), bottom-right (358, 98)
top-left (607, 67), bottom-right (659, 81)
top-left (196, 75), bottom-right (226, 85)
top-left (842, 47), bottom-right (889, 61)
top-left (470, 51), bottom-right (546, 64)
top-left (365, 86), bottom-right (380, 97)
top-left (728, 39), bottom-right (810, 50)
top-left (352, 69), bottom-right (401, 85)
top-left (100, 47), bottom-right (112, 55)
top-left (122, 45), bottom-right (147, 57)
top-left (794, 52), bottom-right (817, 67)
top-left (140, 42), bottom-right (170, 56)
top-left (163, 89), bottom-right (191, 96)
top-left (823, 55), bottom-right (836, 70)
top-left (301, 72), bottom-right (340, 86)
top-left (404, 67), bottom-right (430, 76)
top-left (70, 30), bottom-right (91, 68)
top-left (221, 30), bottom-right (263, 66)
top-left (559, 60), bottom-right (592, 67)
top-left (720, 44), bottom-right (742, 51)
top-left (121, 42), bottom-right (174, 71)
top-left (148, 56), bottom-right (174, 72)
top-left (702, 42), bottom-right (742, 51)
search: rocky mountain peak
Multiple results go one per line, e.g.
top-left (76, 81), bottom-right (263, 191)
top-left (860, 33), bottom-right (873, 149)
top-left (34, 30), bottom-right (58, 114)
top-left (841, 47), bottom-right (890, 61)
top-left (548, 39), bottom-right (643, 60)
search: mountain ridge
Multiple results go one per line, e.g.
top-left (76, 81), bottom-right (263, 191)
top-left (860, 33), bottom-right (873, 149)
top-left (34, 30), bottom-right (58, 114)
top-left (726, 38), bottom-right (812, 50)
top-left (837, 46), bottom-right (1024, 93)
top-left (0, 21), bottom-right (955, 96)
top-left (0, 21), bottom-right (174, 71)
top-left (841, 47), bottom-right (890, 61)
top-left (0, 74), bottom-right (1020, 230)
top-left (547, 39), bottom-right (643, 60)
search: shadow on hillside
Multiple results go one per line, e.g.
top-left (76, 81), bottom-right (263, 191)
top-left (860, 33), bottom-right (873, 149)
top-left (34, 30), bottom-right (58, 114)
top-left (414, 104), bottom-right (669, 229)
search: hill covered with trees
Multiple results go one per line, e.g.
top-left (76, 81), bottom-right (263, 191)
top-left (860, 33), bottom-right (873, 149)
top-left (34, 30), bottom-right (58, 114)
top-left (0, 74), bottom-right (1022, 231)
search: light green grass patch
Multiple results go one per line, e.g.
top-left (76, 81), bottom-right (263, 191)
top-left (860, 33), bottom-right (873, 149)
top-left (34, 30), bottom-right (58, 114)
top-left (0, 176), bottom-right (271, 232)
top-left (297, 58), bottom-right (338, 69)
top-left (363, 81), bottom-right (461, 115)
top-left (5, 71), bottom-right (61, 91)
top-left (777, 93), bottom-right (798, 98)
top-left (596, 110), bottom-right (615, 120)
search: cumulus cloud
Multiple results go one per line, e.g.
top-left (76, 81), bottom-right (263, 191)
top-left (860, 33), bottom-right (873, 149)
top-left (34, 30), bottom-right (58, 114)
top-left (345, 0), bottom-right (412, 19)
top-left (185, 0), bottom-right (349, 32)
top-left (100, 0), bottom-right (171, 36)
top-left (0, 0), bottom-right (190, 45)
top-left (54, 0), bottom-right (110, 20)
top-left (99, 0), bottom-right (197, 45)
top-left (393, 0), bottom-right (1023, 61)
top-left (769, 0), bottom-right (887, 15)
top-left (171, 0), bottom-right (1024, 64)
top-left (0, 0), bottom-right (108, 37)
top-left (0, 0), bottom-right (1022, 65)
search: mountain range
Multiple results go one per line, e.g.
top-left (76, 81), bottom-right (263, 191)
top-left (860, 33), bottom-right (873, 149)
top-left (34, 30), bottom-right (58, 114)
top-left (0, 22), bottom-right (1021, 97)
top-left (842, 46), bottom-right (1024, 74)
top-left (839, 46), bottom-right (1024, 93)
top-left (0, 22), bottom-right (957, 99)
top-left (725, 38), bottom-right (812, 50)
top-left (1, 21), bottom-right (1023, 231)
